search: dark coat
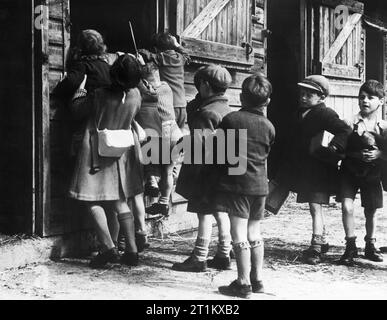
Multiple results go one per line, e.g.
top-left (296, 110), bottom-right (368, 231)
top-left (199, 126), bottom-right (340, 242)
top-left (216, 108), bottom-right (275, 196)
top-left (175, 94), bottom-right (232, 205)
top-left (287, 103), bottom-right (351, 195)
top-left (69, 87), bottom-right (143, 201)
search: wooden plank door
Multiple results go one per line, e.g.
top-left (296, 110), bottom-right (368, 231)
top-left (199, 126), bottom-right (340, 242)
top-left (175, 0), bottom-right (254, 70)
top-left (35, 0), bottom-right (71, 236)
top-left (305, 0), bottom-right (366, 119)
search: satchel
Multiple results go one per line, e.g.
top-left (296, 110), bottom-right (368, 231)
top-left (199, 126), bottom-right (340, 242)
top-left (265, 179), bottom-right (290, 215)
top-left (97, 128), bottom-right (134, 158)
top-left (95, 95), bottom-right (135, 158)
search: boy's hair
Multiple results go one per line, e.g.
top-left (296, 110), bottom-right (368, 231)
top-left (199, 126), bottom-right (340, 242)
top-left (195, 64), bottom-right (232, 94)
top-left (241, 73), bottom-right (272, 107)
top-left (153, 32), bottom-right (175, 51)
top-left (77, 29), bottom-right (106, 56)
top-left (359, 80), bottom-right (385, 99)
top-left (110, 54), bottom-right (141, 90)
top-left (141, 62), bottom-right (159, 78)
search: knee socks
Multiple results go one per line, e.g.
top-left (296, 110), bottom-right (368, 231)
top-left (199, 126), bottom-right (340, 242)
top-left (193, 237), bottom-right (211, 262)
top-left (118, 211), bottom-right (137, 253)
top-left (216, 234), bottom-right (232, 259)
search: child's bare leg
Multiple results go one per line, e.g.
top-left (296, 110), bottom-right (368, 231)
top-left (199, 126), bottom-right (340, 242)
top-left (113, 200), bottom-right (137, 253)
top-left (214, 212), bottom-right (232, 258)
top-left (248, 220), bottom-right (263, 282)
top-left (303, 203), bottom-right (328, 264)
top-left (132, 193), bottom-right (147, 233)
top-left (364, 208), bottom-right (383, 262)
top-left (309, 203), bottom-right (324, 235)
top-left (105, 204), bottom-right (119, 245)
top-left (88, 203), bottom-right (115, 252)
top-left (342, 198), bottom-right (355, 238)
top-left (364, 208), bottom-right (377, 239)
top-left (230, 216), bottom-right (250, 286)
top-left (159, 163), bottom-right (174, 205)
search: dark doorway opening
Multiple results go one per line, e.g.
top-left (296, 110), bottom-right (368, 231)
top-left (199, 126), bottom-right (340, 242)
top-left (266, 0), bottom-right (301, 179)
top-left (365, 28), bottom-right (384, 83)
top-left (70, 0), bottom-right (158, 54)
top-left (0, 0), bottom-right (33, 234)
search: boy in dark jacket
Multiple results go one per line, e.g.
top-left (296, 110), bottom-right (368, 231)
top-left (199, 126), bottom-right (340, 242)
top-left (173, 64), bottom-right (233, 272)
top-left (337, 80), bottom-right (387, 265)
top-left (217, 74), bottom-right (275, 299)
top-left (291, 75), bottom-right (351, 265)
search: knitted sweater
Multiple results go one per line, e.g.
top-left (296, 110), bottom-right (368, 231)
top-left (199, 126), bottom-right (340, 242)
top-left (139, 47), bottom-right (190, 108)
top-left (136, 81), bottom-right (179, 138)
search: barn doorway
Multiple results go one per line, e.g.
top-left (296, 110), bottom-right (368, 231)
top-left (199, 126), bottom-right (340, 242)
top-left (0, 0), bottom-right (33, 234)
top-left (365, 28), bottom-right (385, 83)
top-left (70, 0), bottom-right (158, 54)
top-left (266, 0), bottom-right (302, 178)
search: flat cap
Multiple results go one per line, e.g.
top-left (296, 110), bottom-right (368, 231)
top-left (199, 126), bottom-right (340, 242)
top-left (297, 75), bottom-right (330, 96)
top-left (196, 64), bottom-right (232, 90)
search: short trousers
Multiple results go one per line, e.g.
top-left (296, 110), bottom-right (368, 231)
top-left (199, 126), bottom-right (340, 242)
top-left (187, 198), bottom-right (218, 215)
top-left (213, 192), bottom-right (266, 220)
top-left (336, 171), bottom-right (383, 210)
top-left (174, 108), bottom-right (187, 130)
top-left (296, 191), bottom-right (330, 204)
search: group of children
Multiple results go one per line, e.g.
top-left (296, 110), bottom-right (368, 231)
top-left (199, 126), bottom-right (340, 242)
top-left (54, 28), bottom-right (387, 300)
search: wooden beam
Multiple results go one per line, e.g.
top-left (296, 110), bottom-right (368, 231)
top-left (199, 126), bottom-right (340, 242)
top-left (181, 37), bottom-right (254, 66)
top-left (322, 13), bottom-right (362, 64)
top-left (322, 62), bottom-right (360, 80)
top-left (181, 0), bottom-right (231, 38)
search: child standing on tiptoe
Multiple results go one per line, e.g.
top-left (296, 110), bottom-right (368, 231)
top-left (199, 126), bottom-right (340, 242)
top-left (337, 80), bottom-right (387, 265)
top-left (217, 74), bottom-right (275, 299)
top-left (290, 75), bottom-right (351, 265)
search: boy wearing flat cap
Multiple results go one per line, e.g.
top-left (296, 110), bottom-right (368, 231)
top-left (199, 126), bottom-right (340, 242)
top-left (289, 75), bottom-right (351, 265)
top-left (174, 64), bottom-right (233, 272)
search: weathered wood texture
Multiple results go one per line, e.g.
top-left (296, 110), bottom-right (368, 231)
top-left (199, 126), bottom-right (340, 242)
top-left (45, 0), bottom-right (72, 236)
top-left (318, 6), bottom-right (364, 80)
top-left (311, 1), bottom-right (367, 120)
top-left (178, 0), bottom-right (254, 68)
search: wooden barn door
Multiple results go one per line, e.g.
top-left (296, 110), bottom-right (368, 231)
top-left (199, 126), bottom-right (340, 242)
top-left (304, 0), bottom-right (366, 119)
top-left (172, 0), bottom-right (255, 106)
top-left (35, 0), bottom-right (71, 236)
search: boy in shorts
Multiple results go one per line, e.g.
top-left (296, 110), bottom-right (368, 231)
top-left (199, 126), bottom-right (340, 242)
top-left (217, 74), bottom-right (275, 298)
top-left (291, 75), bottom-right (351, 265)
top-left (337, 80), bottom-right (387, 265)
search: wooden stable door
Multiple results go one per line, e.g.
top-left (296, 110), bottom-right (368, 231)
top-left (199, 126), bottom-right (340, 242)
top-left (176, 0), bottom-right (254, 70)
top-left (304, 0), bottom-right (366, 119)
top-left (35, 0), bottom-right (72, 236)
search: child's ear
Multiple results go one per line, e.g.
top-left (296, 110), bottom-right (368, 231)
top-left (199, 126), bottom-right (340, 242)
top-left (319, 94), bottom-right (326, 102)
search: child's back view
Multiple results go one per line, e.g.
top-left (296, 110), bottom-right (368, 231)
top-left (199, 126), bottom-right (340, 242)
top-left (216, 74), bottom-right (275, 299)
top-left (139, 32), bottom-right (190, 129)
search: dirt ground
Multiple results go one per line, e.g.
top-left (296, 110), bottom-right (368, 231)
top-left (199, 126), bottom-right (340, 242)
top-left (1, 193), bottom-right (387, 300)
